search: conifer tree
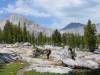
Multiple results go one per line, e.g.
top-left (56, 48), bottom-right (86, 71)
top-left (37, 32), bottom-right (46, 45)
top-left (3, 20), bottom-right (13, 43)
top-left (17, 22), bottom-right (22, 42)
top-left (52, 29), bottom-right (61, 46)
top-left (31, 32), bottom-right (35, 44)
top-left (22, 23), bottom-right (28, 42)
top-left (62, 33), bottom-right (67, 46)
top-left (84, 20), bottom-right (96, 52)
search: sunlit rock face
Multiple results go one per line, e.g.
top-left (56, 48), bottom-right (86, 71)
top-left (0, 14), bottom-right (54, 37)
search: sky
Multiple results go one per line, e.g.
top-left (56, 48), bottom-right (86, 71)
top-left (0, 0), bottom-right (100, 29)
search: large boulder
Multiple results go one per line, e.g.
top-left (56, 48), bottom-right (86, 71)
top-left (63, 58), bottom-right (99, 69)
top-left (0, 53), bottom-right (14, 63)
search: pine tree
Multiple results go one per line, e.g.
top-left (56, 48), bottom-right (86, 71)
top-left (67, 33), bottom-right (75, 48)
top-left (31, 32), bottom-right (35, 44)
top-left (52, 29), bottom-right (61, 46)
top-left (22, 23), bottom-right (28, 42)
top-left (97, 35), bottom-right (100, 47)
top-left (17, 22), bottom-right (22, 42)
top-left (37, 32), bottom-right (46, 45)
top-left (84, 20), bottom-right (96, 52)
top-left (12, 25), bottom-right (17, 43)
top-left (46, 37), bottom-right (52, 45)
top-left (62, 33), bottom-right (67, 46)
top-left (3, 20), bottom-right (14, 43)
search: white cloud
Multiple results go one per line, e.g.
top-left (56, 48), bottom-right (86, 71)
top-left (4, 0), bottom-right (50, 17)
top-left (4, 0), bottom-right (87, 18)
top-left (33, 0), bottom-right (86, 18)
top-left (3, 0), bottom-right (100, 29)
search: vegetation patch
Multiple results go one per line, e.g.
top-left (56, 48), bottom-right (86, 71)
top-left (0, 61), bottom-right (26, 75)
top-left (24, 70), bottom-right (63, 75)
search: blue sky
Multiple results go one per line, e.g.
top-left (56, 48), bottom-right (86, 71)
top-left (0, 0), bottom-right (100, 29)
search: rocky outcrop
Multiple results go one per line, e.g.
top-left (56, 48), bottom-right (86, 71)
top-left (63, 59), bottom-right (99, 69)
top-left (49, 46), bottom-right (100, 70)
top-left (0, 44), bottom-right (100, 74)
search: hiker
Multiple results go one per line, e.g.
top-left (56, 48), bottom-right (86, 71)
top-left (46, 49), bottom-right (51, 59)
top-left (68, 48), bottom-right (76, 60)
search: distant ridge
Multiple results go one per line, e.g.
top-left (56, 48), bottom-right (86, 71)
top-left (61, 22), bottom-right (100, 35)
top-left (61, 23), bottom-right (84, 30)
top-left (61, 23), bottom-right (84, 35)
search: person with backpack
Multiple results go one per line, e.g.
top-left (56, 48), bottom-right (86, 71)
top-left (68, 48), bottom-right (76, 60)
top-left (46, 49), bottom-right (51, 59)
